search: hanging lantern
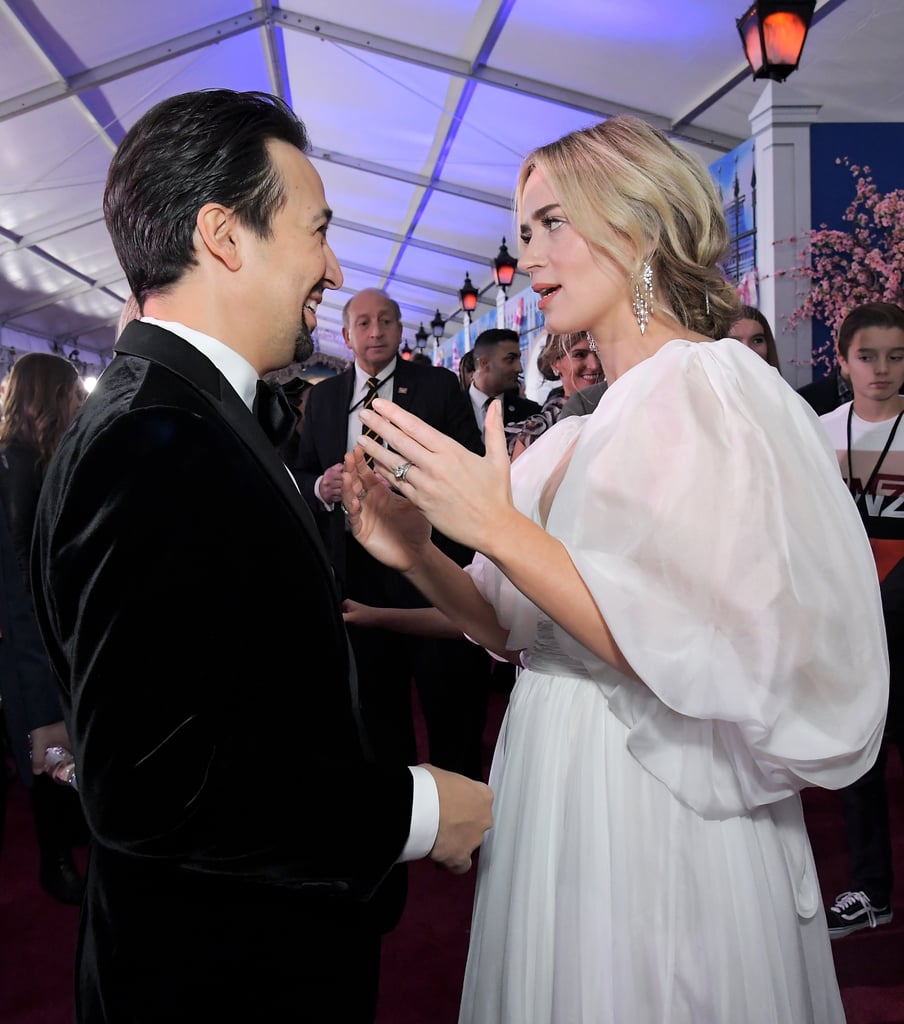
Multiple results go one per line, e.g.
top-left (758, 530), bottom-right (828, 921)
top-left (737, 1), bottom-right (816, 82)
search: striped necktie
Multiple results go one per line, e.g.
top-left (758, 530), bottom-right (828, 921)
top-left (361, 376), bottom-right (383, 467)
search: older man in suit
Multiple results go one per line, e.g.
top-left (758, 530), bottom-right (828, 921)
top-left (293, 288), bottom-right (493, 785)
top-left (29, 89), bottom-right (491, 1024)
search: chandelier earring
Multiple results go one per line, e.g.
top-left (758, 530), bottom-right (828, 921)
top-left (631, 260), bottom-right (654, 335)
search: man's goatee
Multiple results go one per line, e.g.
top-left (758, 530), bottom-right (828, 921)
top-left (294, 329), bottom-right (314, 365)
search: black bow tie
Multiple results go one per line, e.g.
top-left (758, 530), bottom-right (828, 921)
top-left (253, 379), bottom-right (300, 448)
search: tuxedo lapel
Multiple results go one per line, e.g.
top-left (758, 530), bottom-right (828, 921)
top-left (114, 323), bottom-right (331, 574)
top-left (334, 368), bottom-right (357, 463)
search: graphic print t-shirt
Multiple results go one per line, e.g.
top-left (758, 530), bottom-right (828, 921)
top-left (820, 400), bottom-right (904, 581)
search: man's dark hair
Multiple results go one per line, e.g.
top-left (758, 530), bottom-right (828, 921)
top-left (472, 328), bottom-right (520, 360)
top-left (837, 301), bottom-right (904, 358)
top-left (103, 89), bottom-right (309, 305)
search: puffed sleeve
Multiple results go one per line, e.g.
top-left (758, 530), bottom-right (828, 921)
top-left (473, 339), bottom-right (888, 819)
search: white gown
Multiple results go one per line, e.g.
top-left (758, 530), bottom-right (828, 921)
top-left (459, 339), bottom-right (889, 1024)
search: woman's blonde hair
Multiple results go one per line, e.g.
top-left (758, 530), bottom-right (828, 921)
top-left (516, 116), bottom-right (741, 338)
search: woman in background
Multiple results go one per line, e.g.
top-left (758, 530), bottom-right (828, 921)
top-left (729, 304), bottom-right (782, 374)
top-left (0, 352), bottom-right (87, 904)
top-left (458, 349), bottom-right (476, 392)
top-left (505, 331), bottom-right (603, 460)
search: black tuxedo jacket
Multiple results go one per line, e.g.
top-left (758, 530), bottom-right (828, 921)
top-left (796, 374), bottom-right (846, 415)
top-left (497, 388), bottom-right (542, 425)
top-left (29, 321), bottom-right (413, 1021)
top-left (293, 359), bottom-right (484, 595)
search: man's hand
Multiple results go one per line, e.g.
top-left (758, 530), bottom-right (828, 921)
top-left (30, 721), bottom-right (71, 776)
top-left (320, 463), bottom-right (344, 505)
top-left (423, 764), bottom-right (493, 874)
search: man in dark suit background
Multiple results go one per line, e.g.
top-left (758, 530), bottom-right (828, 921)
top-left (467, 328), bottom-right (541, 438)
top-left (29, 89), bottom-right (492, 1024)
top-left (797, 366), bottom-right (852, 415)
top-left (293, 288), bottom-right (493, 783)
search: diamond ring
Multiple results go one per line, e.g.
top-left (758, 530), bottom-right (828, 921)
top-left (393, 461), bottom-right (413, 483)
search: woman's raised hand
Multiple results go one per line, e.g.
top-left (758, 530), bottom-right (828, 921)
top-left (356, 397), bottom-right (514, 555)
top-left (340, 447), bottom-right (432, 573)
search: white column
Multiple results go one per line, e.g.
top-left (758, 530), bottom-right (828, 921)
top-left (463, 313), bottom-right (472, 351)
top-left (496, 288), bottom-right (506, 328)
top-left (748, 83), bottom-right (820, 388)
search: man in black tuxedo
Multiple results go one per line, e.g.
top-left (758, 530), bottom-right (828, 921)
top-left (293, 288), bottom-right (493, 783)
top-left (29, 89), bottom-right (492, 1024)
top-left (467, 328), bottom-right (542, 437)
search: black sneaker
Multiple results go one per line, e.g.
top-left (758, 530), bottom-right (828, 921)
top-left (826, 890), bottom-right (893, 939)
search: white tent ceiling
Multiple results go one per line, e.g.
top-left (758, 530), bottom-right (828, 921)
top-left (0, 0), bottom-right (902, 362)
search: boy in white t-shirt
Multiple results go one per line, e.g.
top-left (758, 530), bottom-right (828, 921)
top-left (818, 301), bottom-right (904, 939)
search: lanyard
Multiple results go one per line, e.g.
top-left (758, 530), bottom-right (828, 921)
top-left (347, 369), bottom-right (396, 416)
top-left (846, 403), bottom-right (904, 510)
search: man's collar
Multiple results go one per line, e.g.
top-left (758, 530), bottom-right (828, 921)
top-left (355, 356), bottom-right (397, 389)
top-left (140, 317), bottom-right (258, 410)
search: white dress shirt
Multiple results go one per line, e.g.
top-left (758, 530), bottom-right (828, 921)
top-left (315, 357), bottom-right (398, 509)
top-left (468, 381), bottom-right (493, 440)
top-left (346, 357), bottom-right (398, 455)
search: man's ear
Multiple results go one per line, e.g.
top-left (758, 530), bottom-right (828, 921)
top-left (196, 203), bottom-right (242, 271)
top-left (342, 326), bottom-right (353, 351)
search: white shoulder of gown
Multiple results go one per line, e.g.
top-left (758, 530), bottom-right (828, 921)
top-left (468, 338), bottom-right (888, 818)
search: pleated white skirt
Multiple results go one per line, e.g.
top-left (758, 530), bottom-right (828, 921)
top-left (458, 666), bottom-right (845, 1024)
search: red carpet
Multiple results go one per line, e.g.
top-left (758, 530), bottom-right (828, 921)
top-left (2, 689), bottom-right (902, 1024)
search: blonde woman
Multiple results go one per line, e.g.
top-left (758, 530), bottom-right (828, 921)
top-left (342, 115), bottom-right (888, 1023)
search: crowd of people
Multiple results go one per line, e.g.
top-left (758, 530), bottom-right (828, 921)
top-left (0, 86), bottom-right (899, 1024)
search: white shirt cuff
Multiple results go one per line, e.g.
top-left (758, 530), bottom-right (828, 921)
top-left (398, 765), bottom-right (439, 862)
top-left (314, 474), bottom-right (334, 511)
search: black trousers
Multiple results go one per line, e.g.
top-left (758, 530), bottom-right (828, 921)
top-left (838, 557), bottom-right (904, 903)
top-left (841, 741), bottom-right (897, 902)
top-left (345, 537), bottom-right (492, 781)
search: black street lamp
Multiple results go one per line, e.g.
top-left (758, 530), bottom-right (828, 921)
top-left (430, 309), bottom-right (445, 339)
top-left (492, 238), bottom-right (518, 294)
top-left (459, 272), bottom-right (479, 315)
top-left (737, 1), bottom-right (815, 82)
